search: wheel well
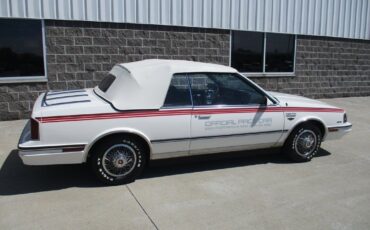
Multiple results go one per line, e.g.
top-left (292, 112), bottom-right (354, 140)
top-left (294, 120), bottom-right (326, 137)
top-left (283, 119), bottom-right (326, 148)
top-left (306, 120), bottom-right (326, 136)
top-left (86, 132), bottom-right (151, 163)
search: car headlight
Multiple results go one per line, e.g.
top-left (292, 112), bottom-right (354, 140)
top-left (343, 113), bottom-right (347, 123)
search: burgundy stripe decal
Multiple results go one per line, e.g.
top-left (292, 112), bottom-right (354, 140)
top-left (36, 107), bottom-right (344, 123)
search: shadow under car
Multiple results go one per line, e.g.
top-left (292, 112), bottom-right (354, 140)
top-left (0, 148), bottom-right (331, 196)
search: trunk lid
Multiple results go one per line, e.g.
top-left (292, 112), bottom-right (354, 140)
top-left (42, 89), bottom-right (91, 107)
top-left (31, 88), bottom-right (114, 119)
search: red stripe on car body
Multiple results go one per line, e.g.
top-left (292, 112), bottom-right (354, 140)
top-left (36, 107), bottom-right (344, 123)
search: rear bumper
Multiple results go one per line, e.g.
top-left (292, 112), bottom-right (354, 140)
top-left (18, 148), bottom-right (85, 165)
top-left (18, 120), bottom-right (86, 165)
top-left (325, 123), bottom-right (352, 141)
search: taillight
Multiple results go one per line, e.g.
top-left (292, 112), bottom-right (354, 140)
top-left (30, 118), bottom-right (39, 140)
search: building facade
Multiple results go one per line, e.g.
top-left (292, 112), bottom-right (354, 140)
top-left (0, 0), bottom-right (369, 120)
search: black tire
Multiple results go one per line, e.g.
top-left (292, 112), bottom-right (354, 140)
top-left (90, 136), bottom-right (146, 185)
top-left (283, 124), bottom-right (322, 162)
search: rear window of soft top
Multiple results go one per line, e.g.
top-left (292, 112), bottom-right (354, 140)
top-left (98, 74), bottom-right (116, 92)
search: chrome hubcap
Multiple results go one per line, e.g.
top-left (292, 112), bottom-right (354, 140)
top-left (113, 156), bottom-right (127, 168)
top-left (295, 130), bottom-right (317, 156)
top-left (303, 135), bottom-right (315, 148)
top-left (102, 144), bottom-right (137, 177)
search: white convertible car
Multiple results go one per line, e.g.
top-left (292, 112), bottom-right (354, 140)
top-left (18, 59), bottom-right (352, 184)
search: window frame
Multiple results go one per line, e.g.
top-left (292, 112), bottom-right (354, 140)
top-left (161, 73), bottom-right (194, 109)
top-left (162, 72), bottom-right (278, 109)
top-left (0, 19), bottom-right (47, 84)
top-left (230, 31), bottom-right (297, 77)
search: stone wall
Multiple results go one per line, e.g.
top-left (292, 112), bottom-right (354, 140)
top-left (0, 20), bottom-right (369, 121)
top-left (0, 20), bottom-right (230, 120)
top-left (251, 35), bottom-right (370, 98)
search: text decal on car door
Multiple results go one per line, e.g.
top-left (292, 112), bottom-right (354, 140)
top-left (204, 118), bottom-right (272, 131)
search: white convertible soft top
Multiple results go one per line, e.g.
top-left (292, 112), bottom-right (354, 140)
top-left (94, 59), bottom-right (237, 110)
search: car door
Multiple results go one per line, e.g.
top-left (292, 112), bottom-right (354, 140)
top-left (189, 73), bottom-right (284, 155)
top-left (150, 74), bottom-right (192, 159)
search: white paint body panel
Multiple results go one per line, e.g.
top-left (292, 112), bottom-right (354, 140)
top-left (190, 106), bottom-right (284, 155)
top-left (18, 60), bottom-right (352, 165)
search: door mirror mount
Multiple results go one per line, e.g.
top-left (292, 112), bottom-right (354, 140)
top-left (262, 96), bottom-right (268, 105)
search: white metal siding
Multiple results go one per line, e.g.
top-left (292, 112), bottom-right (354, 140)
top-left (0, 0), bottom-right (369, 40)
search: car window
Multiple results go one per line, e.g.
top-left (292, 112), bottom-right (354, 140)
top-left (98, 74), bottom-right (116, 92)
top-left (163, 74), bottom-right (192, 107)
top-left (189, 73), bottom-right (266, 106)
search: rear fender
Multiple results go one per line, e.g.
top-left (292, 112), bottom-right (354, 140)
top-left (83, 128), bottom-right (152, 162)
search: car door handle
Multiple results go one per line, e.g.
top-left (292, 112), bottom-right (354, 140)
top-left (197, 115), bottom-right (211, 120)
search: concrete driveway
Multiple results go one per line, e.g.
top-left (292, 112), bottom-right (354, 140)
top-left (1, 97), bottom-right (369, 230)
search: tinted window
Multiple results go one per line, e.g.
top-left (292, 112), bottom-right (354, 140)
top-left (265, 33), bottom-right (295, 72)
top-left (98, 74), bottom-right (116, 92)
top-left (231, 31), bottom-right (264, 72)
top-left (163, 74), bottom-right (192, 107)
top-left (0, 19), bottom-right (44, 77)
top-left (189, 73), bottom-right (265, 106)
top-left (231, 31), bottom-right (295, 73)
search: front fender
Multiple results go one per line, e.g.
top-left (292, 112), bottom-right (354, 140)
top-left (285, 115), bottom-right (328, 141)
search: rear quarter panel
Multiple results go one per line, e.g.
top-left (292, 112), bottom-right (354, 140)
top-left (38, 112), bottom-right (191, 160)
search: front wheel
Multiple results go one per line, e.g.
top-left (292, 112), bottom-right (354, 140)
top-left (90, 136), bottom-right (146, 185)
top-left (283, 124), bottom-right (322, 162)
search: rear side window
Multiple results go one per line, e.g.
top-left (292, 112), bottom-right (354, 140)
top-left (163, 74), bottom-right (192, 107)
top-left (98, 74), bottom-right (116, 92)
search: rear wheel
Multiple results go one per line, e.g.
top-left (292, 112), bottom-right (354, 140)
top-left (90, 136), bottom-right (146, 185)
top-left (283, 124), bottom-right (322, 162)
